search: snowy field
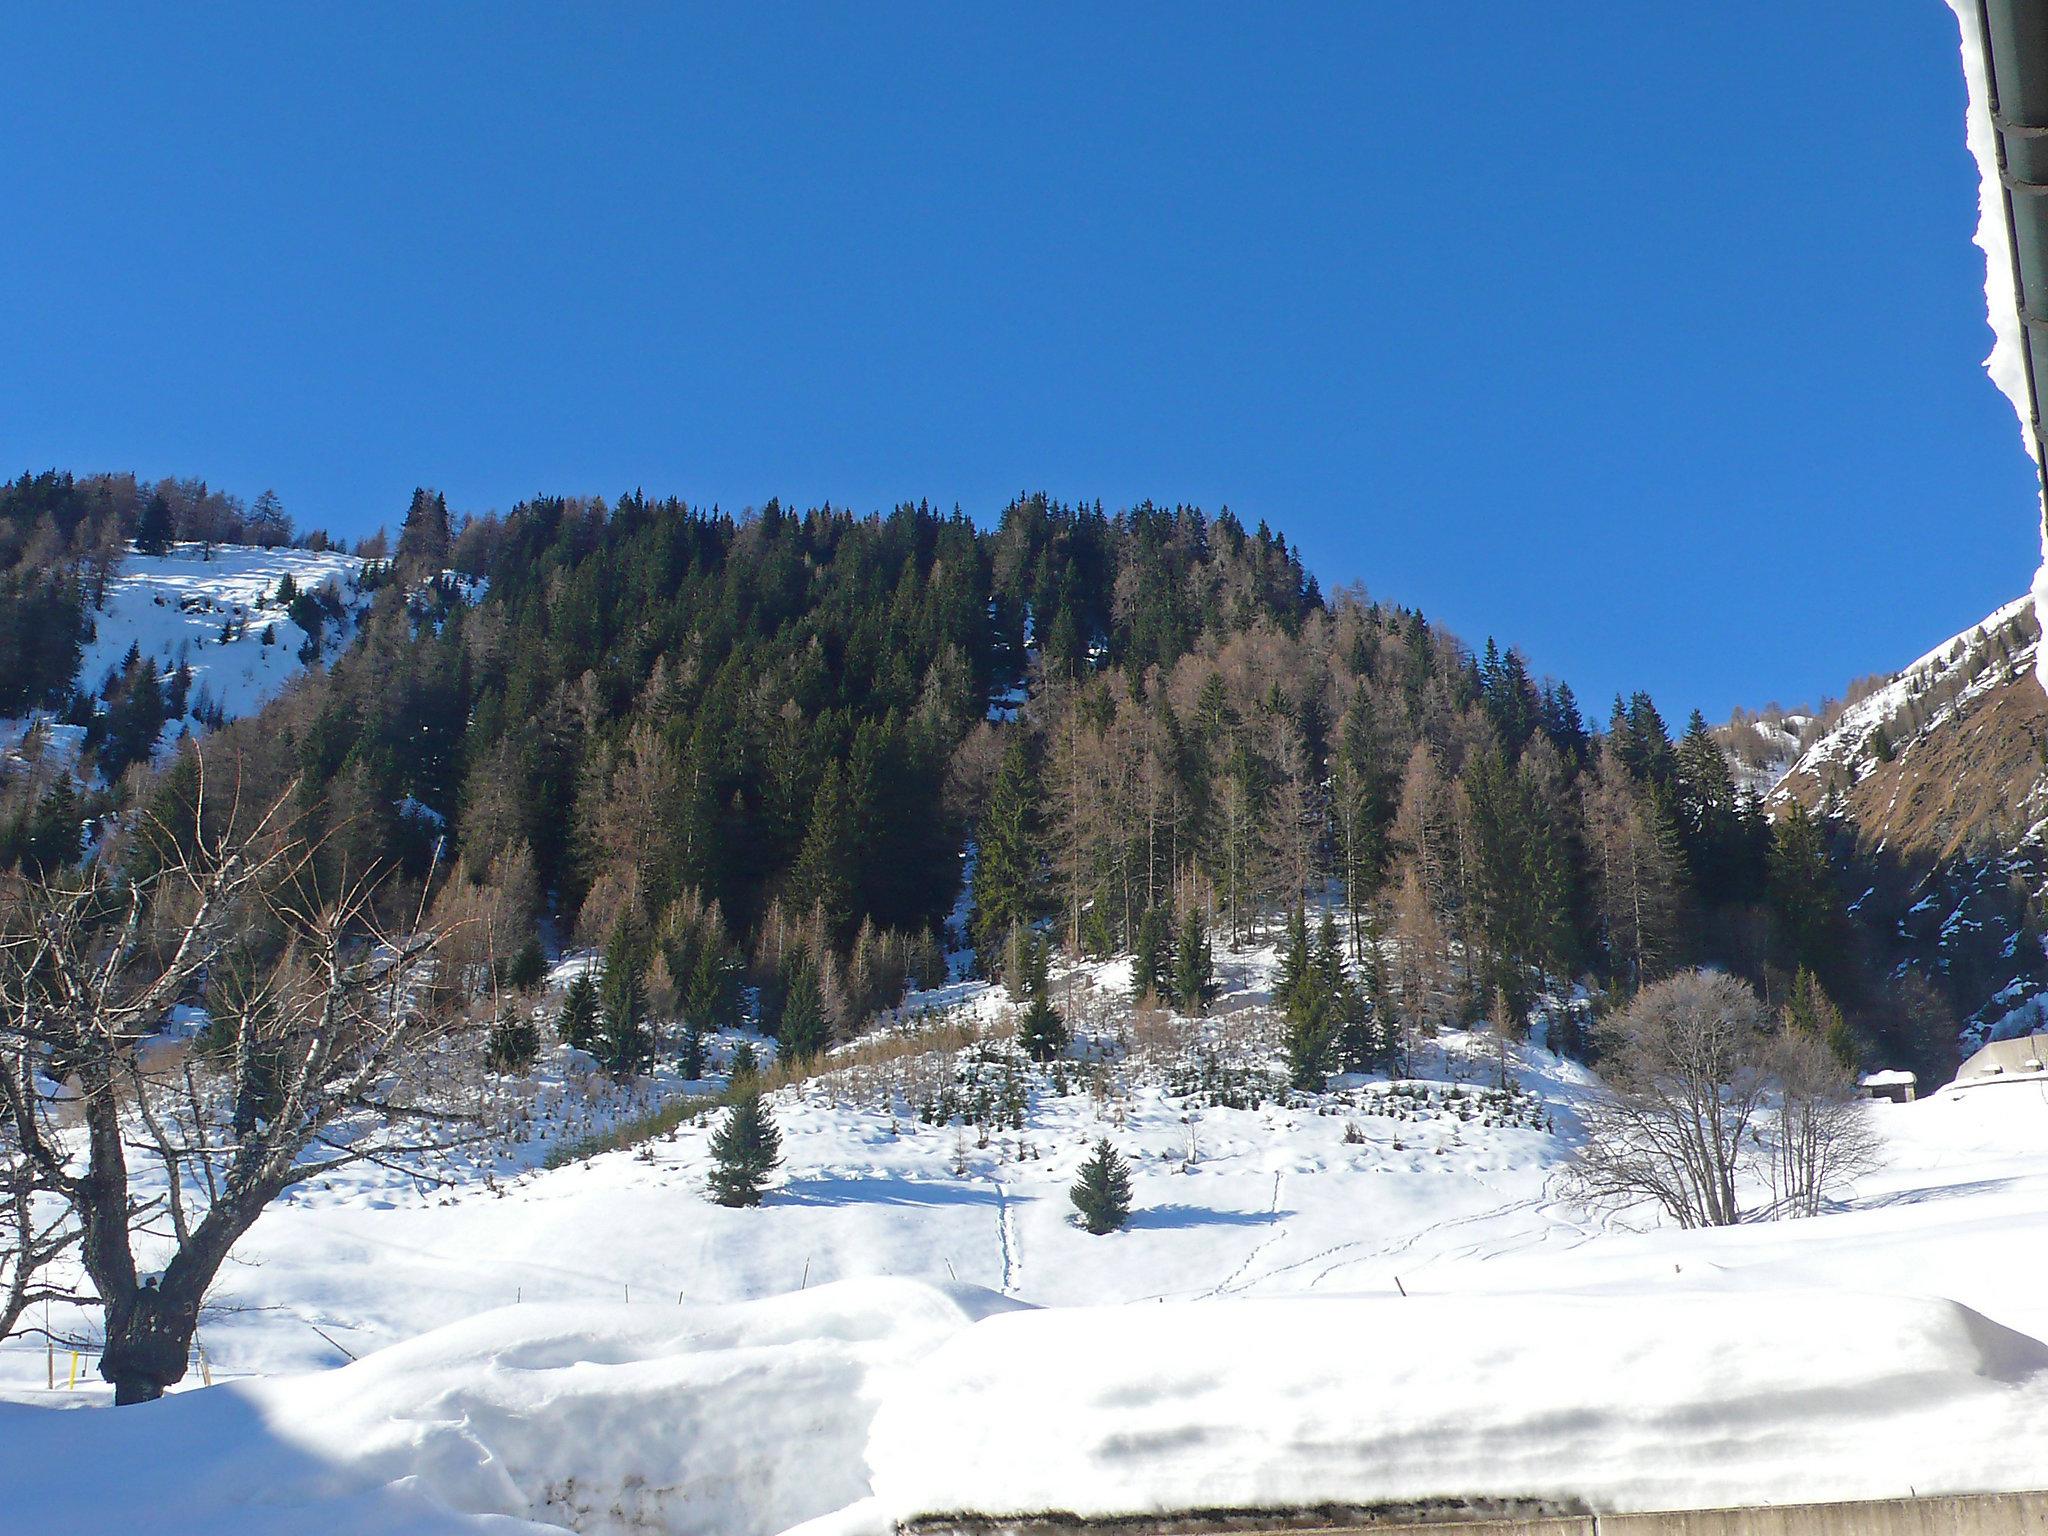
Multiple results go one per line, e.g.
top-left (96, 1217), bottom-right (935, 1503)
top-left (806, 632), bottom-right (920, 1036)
top-left (3, 945), bottom-right (2048, 1536)
top-left (0, 541), bottom-right (367, 777)
top-left (68, 541), bottom-right (364, 718)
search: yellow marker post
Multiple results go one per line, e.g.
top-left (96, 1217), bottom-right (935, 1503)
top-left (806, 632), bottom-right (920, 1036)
top-left (67, 1352), bottom-right (79, 1390)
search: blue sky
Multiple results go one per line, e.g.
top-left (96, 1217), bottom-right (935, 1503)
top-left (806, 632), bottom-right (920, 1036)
top-left (2, 4), bottom-right (2036, 721)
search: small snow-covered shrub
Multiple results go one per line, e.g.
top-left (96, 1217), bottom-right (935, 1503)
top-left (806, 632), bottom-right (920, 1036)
top-left (486, 1012), bottom-right (540, 1074)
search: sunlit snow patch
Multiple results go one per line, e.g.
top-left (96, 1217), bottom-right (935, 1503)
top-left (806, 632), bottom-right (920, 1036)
top-left (868, 1289), bottom-right (2048, 1522)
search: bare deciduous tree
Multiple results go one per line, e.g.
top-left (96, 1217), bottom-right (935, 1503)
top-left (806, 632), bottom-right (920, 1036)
top-left (0, 776), bottom-right (470, 1403)
top-left (1572, 970), bottom-right (1882, 1230)
top-left (1766, 1026), bottom-right (1880, 1218)
top-left (1571, 971), bottom-right (1772, 1229)
top-left (0, 1119), bottom-right (82, 1347)
top-left (1583, 757), bottom-right (1682, 991)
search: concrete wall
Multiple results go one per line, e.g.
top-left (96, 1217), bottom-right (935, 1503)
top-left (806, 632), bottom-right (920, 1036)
top-left (910, 1491), bottom-right (2048, 1536)
top-left (1596, 1491), bottom-right (2048, 1536)
top-left (1284, 1503), bottom-right (2048, 1536)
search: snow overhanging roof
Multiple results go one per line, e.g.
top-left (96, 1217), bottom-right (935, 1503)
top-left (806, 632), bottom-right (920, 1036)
top-left (1971, 0), bottom-right (2048, 507)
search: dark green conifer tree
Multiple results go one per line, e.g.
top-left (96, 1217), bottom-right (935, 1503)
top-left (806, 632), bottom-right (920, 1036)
top-left (1069, 1138), bottom-right (1133, 1234)
top-left (730, 1040), bottom-right (760, 1082)
top-left (1171, 909), bottom-right (1217, 1013)
top-left (1281, 911), bottom-right (1350, 1090)
top-left (1315, 910), bottom-right (1349, 1001)
top-left (778, 957), bottom-right (829, 1062)
top-left (1017, 929), bottom-right (1069, 1062)
top-left (668, 927), bottom-right (728, 1080)
top-left (100, 658), bottom-right (167, 779)
top-left (1543, 681), bottom-right (1590, 763)
top-left (1674, 709), bottom-right (1742, 903)
top-left (1331, 688), bottom-right (1389, 957)
top-left (596, 921), bottom-right (654, 1075)
top-left (1283, 997), bottom-right (1336, 1090)
top-left (970, 733), bottom-right (1042, 975)
top-left (707, 1092), bottom-right (783, 1207)
top-left (684, 941), bottom-right (737, 1029)
top-left (1276, 905), bottom-right (1313, 1019)
top-left (397, 487), bottom-right (452, 573)
top-left (1785, 966), bottom-right (1856, 1067)
top-left (678, 943), bottom-right (737, 1084)
top-left (503, 935), bottom-right (547, 993)
top-left (557, 971), bottom-right (599, 1050)
top-left (788, 761), bottom-right (859, 940)
top-left (1130, 905), bottom-right (1170, 1005)
top-left (1769, 803), bottom-right (1839, 978)
top-left (135, 492), bottom-right (174, 556)
top-left (486, 1009), bottom-right (540, 1073)
top-left (17, 777), bottom-right (79, 878)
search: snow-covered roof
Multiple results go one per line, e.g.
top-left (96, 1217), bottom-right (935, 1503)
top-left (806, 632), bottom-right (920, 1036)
top-left (1944, 0), bottom-right (2048, 692)
top-left (1950, 1032), bottom-right (2048, 1087)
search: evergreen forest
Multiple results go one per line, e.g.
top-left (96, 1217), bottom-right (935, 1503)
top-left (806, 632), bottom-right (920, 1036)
top-left (0, 478), bottom-right (1958, 1082)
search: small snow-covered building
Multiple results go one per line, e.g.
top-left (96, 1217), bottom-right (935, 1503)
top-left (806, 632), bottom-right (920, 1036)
top-left (1858, 1068), bottom-right (1918, 1104)
top-left (1947, 1033), bottom-right (2048, 1091)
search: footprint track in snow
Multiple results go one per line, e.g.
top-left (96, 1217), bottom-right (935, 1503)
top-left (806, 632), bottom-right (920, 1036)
top-left (1209, 1170), bottom-right (1286, 1296)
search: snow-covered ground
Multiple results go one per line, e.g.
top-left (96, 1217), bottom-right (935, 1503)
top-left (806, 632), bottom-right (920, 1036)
top-left (1775, 595), bottom-right (2036, 801)
top-left (1717, 712), bottom-right (1810, 797)
top-left (1, 541), bottom-right (368, 775)
top-left (874, 1285), bottom-right (2048, 1523)
top-left (70, 541), bottom-right (365, 719)
top-left (4, 942), bottom-right (2048, 1536)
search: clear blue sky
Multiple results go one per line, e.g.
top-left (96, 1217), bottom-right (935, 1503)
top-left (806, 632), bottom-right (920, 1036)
top-left (3, 4), bottom-right (2037, 721)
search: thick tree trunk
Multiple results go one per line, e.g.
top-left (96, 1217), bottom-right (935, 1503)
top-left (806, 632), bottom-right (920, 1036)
top-left (100, 1286), bottom-right (197, 1404)
top-left (88, 1175), bottom-right (253, 1404)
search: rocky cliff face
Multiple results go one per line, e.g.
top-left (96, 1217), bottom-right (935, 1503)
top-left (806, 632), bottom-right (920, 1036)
top-left (1770, 598), bottom-right (2048, 1048)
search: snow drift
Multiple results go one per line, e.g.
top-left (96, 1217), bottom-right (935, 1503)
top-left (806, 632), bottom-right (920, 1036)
top-left (0, 1278), bottom-right (1021, 1536)
top-left (867, 1289), bottom-right (2048, 1522)
top-left (12, 1284), bottom-right (2048, 1536)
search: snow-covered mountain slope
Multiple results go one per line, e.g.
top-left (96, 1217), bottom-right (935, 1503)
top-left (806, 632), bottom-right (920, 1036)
top-left (6, 946), bottom-right (2048, 1536)
top-left (1775, 595), bottom-right (2038, 816)
top-left (1769, 597), bottom-right (2048, 1044)
top-left (1, 541), bottom-right (369, 775)
top-left (1715, 711), bottom-right (1811, 797)
top-left (75, 542), bottom-right (365, 718)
